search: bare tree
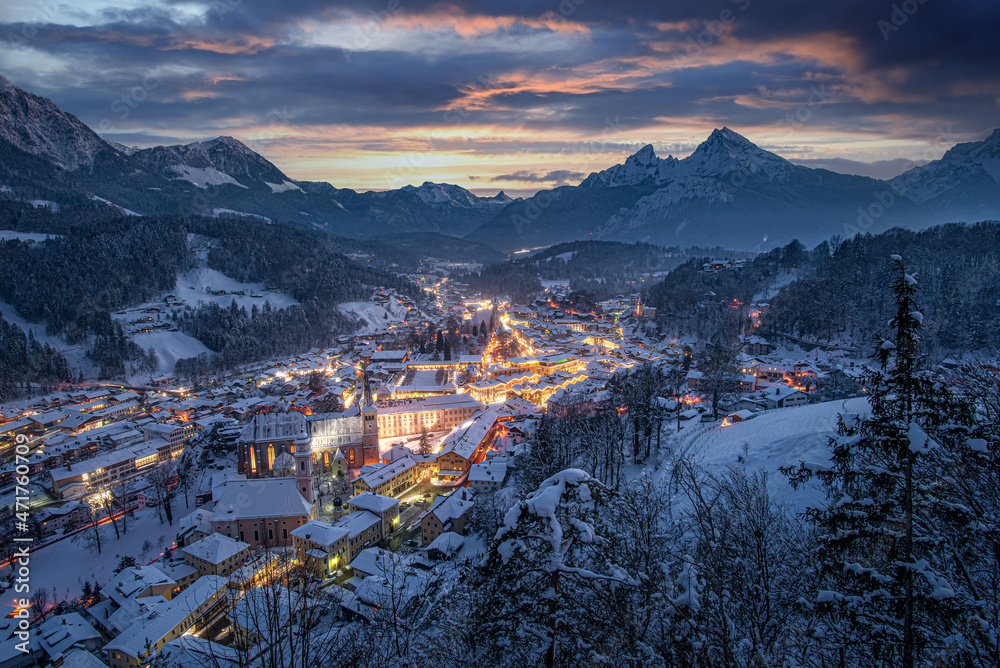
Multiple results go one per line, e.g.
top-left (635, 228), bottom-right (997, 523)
top-left (29, 587), bottom-right (51, 622)
top-left (147, 462), bottom-right (177, 525)
top-left (696, 344), bottom-right (740, 419)
top-left (73, 500), bottom-right (103, 555)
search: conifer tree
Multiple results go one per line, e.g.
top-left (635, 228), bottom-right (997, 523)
top-left (784, 255), bottom-right (975, 667)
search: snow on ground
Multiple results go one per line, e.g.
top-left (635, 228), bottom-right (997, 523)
top-left (659, 398), bottom-right (870, 510)
top-left (10, 507), bottom-right (179, 604)
top-left (753, 271), bottom-right (798, 302)
top-left (340, 299), bottom-right (409, 334)
top-left (265, 180), bottom-right (302, 193)
top-left (111, 261), bottom-right (297, 373)
top-left (0, 230), bottom-right (62, 242)
top-left (170, 266), bottom-right (299, 311)
top-left (130, 330), bottom-right (212, 373)
top-left (90, 196), bottom-right (141, 216)
top-left (29, 200), bottom-right (59, 211)
top-left (212, 208), bottom-right (270, 223)
top-left (173, 166), bottom-right (247, 189)
top-left (0, 299), bottom-right (92, 373)
top-left (540, 279), bottom-right (571, 289)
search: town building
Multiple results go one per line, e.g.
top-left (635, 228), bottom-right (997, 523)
top-left (420, 488), bottom-right (475, 547)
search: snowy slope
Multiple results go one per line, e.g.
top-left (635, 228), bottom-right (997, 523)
top-left (890, 128), bottom-right (1000, 204)
top-left (0, 74), bottom-right (114, 170)
top-left (0, 298), bottom-right (93, 376)
top-left (401, 181), bottom-right (514, 208)
top-left (130, 330), bottom-right (212, 375)
top-left (662, 398), bottom-right (870, 509)
top-left (339, 298), bottom-right (409, 334)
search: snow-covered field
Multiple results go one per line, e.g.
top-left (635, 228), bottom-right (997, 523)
top-left (659, 398), bottom-right (870, 509)
top-left (212, 208), bottom-right (270, 223)
top-left (130, 330), bottom-right (212, 373)
top-left (340, 299), bottom-right (409, 334)
top-left (8, 507), bottom-right (179, 604)
top-left (112, 260), bottom-right (299, 373)
top-left (170, 266), bottom-right (298, 311)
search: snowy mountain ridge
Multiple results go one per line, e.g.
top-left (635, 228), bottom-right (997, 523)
top-left (401, 181), bottom-right (517, 208)
top-left (889, 128), bottom-right (1000, 204)
top-left (0, 75), bottom-right (116, 170)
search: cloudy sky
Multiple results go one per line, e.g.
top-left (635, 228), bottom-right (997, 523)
top-left (1, 0), bottom-right (996, 195)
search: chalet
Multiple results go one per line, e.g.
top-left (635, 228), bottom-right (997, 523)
top-left (420, 488), bottom-right (475, 547)
top-left (761, 386), bottom-right (809, 409)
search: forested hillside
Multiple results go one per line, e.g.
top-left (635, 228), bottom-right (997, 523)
top-left (461, 240), bottom-right (732, 302)
top-left (0, 205), bottom-right (414, 382)
top-left (762, 222), bottom-right (1000, 355)
top-left (646, 240), bottom-right (825, 341)
top-left (646, 222), bottom-right (1000, 356)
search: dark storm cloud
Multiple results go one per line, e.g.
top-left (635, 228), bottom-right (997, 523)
top-left (0, 0), bottom-right (996, 181)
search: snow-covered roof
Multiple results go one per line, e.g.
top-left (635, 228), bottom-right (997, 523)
top-left (422, 488), bottom-right (475, 523)
top-left (356, 456), bottom-right (415, 489)
top-left (213, 478), bottom-right (313, 520)
top-left (347, 492), bottom-right (399, 514)
top-left (427, 531), bottom-right (465, 557)
top-left (37, 613), bottom-right (100, 658)
top-left (350, 547), bottom-right (393, 577)
top-left (761, 385), bottom-right (806, 400)
top-left (290, 519), bottom-right (349, 547)
top-left (238, 411), bottom-right (308, 443)
top-left (182, 533), bottom-right (248, 565)
top-left (335, 510), bottom-right (381, 539)
top-left (100, 565), bottom-right (175, 605)
top-left (104, 576), bottom-right (227, 659)
top-left (437, 409), bottom-right (499, 461)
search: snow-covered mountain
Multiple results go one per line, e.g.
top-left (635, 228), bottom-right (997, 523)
top-left (890, 129), bottom-right (1000, 207)
top-left (580, 144), bottom-right (679, 187)
top-left (0, 76), bottom-right (511, 238)
top-left (401, 181), bottom-right (516, 208)
top-left (130, 136), bottom-right (293, 190)
top-left (468, 127), bottom-right (987, 251)
top-left (2, 74), bottom-right (999, 249)
top-left (0, 74), bottom-right (118, 171)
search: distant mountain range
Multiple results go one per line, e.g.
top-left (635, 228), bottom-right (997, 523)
top-left (468, 127), bottom-right (1000, 250)
top-left (2, 74), bottom-right (998, 251)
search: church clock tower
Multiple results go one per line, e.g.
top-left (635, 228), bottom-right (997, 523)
top-left (359, 367), bottom-right (380, 464)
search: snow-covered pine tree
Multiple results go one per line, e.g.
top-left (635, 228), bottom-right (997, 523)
top-left (476, 470), bottom-right (630, 667)
top-left (784, 255), bottom-right (974, 667)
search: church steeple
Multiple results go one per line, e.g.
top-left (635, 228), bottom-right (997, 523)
top-left (359, 366), bottom-right (374, 407)
top-left (359, 365), bottom-right (379, 464)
